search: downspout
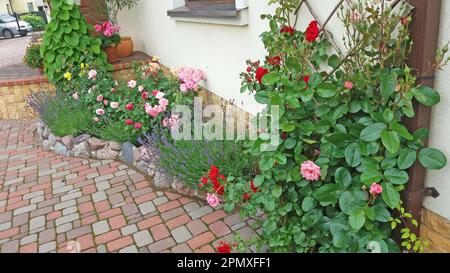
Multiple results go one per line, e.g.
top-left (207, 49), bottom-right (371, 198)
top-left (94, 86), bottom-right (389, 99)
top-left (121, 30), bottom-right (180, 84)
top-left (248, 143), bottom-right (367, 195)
top-left (403, 0), bottom-right (442, 236)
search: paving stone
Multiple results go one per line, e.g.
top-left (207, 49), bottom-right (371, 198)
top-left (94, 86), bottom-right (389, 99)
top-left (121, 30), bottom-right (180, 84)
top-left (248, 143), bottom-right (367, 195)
top-left (148, 237), bottom-right (176, 253)
top-left (20, 234), bottom-right (37, 246)
top-left (39, 241), bottom-right (57, 253)
top-left (138, 202), bottom-right (156, 215)
top-left (39, 229), bottom-right (56, 244)
top-left (92, 191), bottom-right (107, 202)
top-left (0, 222), bottom-right (12, 232)
top-left (171, 226), bottom-right (192, 243)
top-left (121, 224), bottom-right (138, 236)
top-left (13, 204), bottom-right (36, 216)
top-left (29, 216), bottom-right (46, 231)
top-left (119, 245), bottom-right (139, 253)
top-left (133, 230), bottom-right (154, 247)
top-left (189, 206), bottom-right (213, 220)
top-left (55, 213), bottom-right (79, 226)
top-left (56, 223), bottom-right (73, 234)
top-left (93, 220), bottom-right (110, 235)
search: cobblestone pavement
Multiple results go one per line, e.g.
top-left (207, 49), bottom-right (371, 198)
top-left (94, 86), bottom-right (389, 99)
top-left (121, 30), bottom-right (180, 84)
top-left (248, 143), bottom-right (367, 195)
top-left (0, 120), bottom-right (257, 253)
top-left (0, 35), bottom-right (41, 81)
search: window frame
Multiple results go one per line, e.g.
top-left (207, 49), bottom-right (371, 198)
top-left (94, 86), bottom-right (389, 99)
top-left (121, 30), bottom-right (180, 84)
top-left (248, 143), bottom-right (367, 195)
top-left (167, 0), bottom-right (247, 19)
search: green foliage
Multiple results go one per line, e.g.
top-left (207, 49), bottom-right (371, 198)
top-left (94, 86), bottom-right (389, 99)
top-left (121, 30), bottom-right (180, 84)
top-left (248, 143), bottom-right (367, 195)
top-left (20, 14), bottom-right (46, 31)
top-left (23, 43), bottom-right (43, 70)
top-left (228, 0), bottom-right (448, 253)
top-left (40, 0), bottom-right (106, 85)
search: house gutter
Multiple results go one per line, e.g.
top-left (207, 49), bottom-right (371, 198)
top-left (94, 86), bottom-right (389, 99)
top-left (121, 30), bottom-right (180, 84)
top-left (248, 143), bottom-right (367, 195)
top-left (403, 0), bottom-right (442, 236)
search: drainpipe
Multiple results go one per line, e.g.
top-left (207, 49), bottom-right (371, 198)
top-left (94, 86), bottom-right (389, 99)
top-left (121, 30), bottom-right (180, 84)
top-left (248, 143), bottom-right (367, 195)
top-left (402, 0), bottom-right (442, 236)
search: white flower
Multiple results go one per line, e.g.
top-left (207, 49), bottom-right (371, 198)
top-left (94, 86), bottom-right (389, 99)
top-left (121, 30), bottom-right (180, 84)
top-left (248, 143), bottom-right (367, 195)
top-left (128, 80), bottom-right (137, 88)
top-left (110, 102), bottom-right (119, 109)
top-left (72, 92), bottom-right (79, 100)
top-left (155, 91), bottom-right (165, 99)
top-left (138, 85), bottom-right (144, 92)
top-left (88, 69), bottom-right (97, 79)
top-left (95, 109), bottom-right (105, 115)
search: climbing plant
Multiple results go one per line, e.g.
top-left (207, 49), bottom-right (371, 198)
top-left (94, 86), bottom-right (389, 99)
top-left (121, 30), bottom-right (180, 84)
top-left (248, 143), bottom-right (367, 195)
top-left (40, 0), bottom-right (107, 85)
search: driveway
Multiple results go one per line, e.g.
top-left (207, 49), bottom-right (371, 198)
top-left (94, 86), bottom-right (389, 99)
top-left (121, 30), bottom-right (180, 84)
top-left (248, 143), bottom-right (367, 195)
top-left (0, 35), bottom-right (41, 81)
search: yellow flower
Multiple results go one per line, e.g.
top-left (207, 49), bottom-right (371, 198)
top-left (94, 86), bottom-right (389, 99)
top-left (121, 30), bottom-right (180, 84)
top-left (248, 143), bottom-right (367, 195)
top-left (64, 72), bottom-right (72, 81)
top-left (81, 63), bottom-right (85, 69)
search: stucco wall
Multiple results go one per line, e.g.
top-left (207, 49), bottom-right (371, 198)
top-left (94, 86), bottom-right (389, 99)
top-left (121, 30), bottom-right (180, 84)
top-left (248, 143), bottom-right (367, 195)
top-left (117, 0), bottom-right (345, 115)
top-left (424, 1), bottom-right (450, 221)
top-left (0, 0), bottom-right (10, 13)
top-left (10, 0), bottom-right (37, 12)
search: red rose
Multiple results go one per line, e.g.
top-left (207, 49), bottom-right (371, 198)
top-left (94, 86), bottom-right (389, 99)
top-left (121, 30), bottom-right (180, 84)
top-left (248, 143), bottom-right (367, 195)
top-left (200, 177), bottom-right (208, 185)
top-left (255, 67), bottom-right (269, 84)
top-left (125, 103), bottom-right (134, 111)
top-left (250, 180), bottom-right (259, 193)
top-left (303, 75), bottom-right (310, 84)
top-left (246, 66), bottom-right (252, 72)
top-left (198, 183), bottom-right (203, 189)
top-left (280, 25), bottom-right (295, 35)
top-left (305, 20), bottom-right (319, 42)
top-left (209, 165), bottom-right (220, 180)
top-left (134, 122), bottom-right (142, 129)
top-left (216, 241), bottom-right (231, 253)
top-left (125, 119), bottom-right (133, 126)
top-left (243, 193), bottom-right (251, 201)
top-left (267, 55), bottom-right (282, 66)
top-left (142, 92), bottom-right (149, 100)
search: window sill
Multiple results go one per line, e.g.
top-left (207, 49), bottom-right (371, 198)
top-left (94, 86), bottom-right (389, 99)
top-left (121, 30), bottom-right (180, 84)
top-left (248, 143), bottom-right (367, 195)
top-left (167, 3), bottom-right (249, 26)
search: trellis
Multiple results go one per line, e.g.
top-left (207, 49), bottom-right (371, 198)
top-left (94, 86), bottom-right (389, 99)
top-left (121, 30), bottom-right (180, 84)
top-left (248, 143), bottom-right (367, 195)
top-left (291, 0), bottom-right (443, 239)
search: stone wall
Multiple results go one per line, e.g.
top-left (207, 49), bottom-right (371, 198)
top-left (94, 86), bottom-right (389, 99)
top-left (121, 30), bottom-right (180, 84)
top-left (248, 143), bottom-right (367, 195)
top-left (0, 81), bottom-right (55, 120)
top-left (421, 208), bottom-right (450, 252)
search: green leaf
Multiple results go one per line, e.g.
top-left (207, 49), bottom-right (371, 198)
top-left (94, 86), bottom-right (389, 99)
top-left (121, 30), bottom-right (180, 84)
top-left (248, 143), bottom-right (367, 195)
top-left (302, 197), bottom-right (315, 212)
top-left (259, 156), bottom-right (274, 171)
top-left (380, 69), bottom-right (396, 98)
top-left (373, 205), bottom-right (391, 222)
top-left (383, 108), bottom-right (394, 122)
top-left (274, 153), bottom-right (287, 165)
top-left (328, 54), bottom-right (340, 69)
top-left (413, 86), bottom-right (441, 106)
top-left (360, 123), bottom-right (386, 142)
top-left (418, 148), bottom-right (447, 170)
top-left (272, 185), bottom-right (282, 198)
top-left (313, 184), bottom-right (340, 204)
top-left (349, 208), bottom-right (366, 230)
top-left (390, 122), bottom-right (413, 140)
top-left (384, 169), bottom-right (409, 184)
top-left (325, 132), bottom-right (351, 145)
top-left (264, 200), bottom-right (276, 211)
top-left (397, 148), bottom-right (417, 170)
top-left (253, 175), bottom-right (265, 187)
top-left (335, 167), bottom-right (352, 188)
top-left (361, 169), bottom-right (383, 185)
top-left (262, 72), bottom-right (278, 85)
top-left (381, 130), bottom-right (400, 154)
top-left (345, 143), bottom-right (361, 167)
top-left (316, 83), bottom-right (338, 98)
top-left (381, 182), bottom-right (401, 209)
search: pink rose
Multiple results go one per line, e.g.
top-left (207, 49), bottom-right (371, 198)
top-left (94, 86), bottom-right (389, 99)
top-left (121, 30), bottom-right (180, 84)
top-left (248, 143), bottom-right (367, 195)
top-left (95, 109), bottom-right (105, 116)
top-left (145, 104), bottom-right (159, 118)
top-left (134, 122), bottom-right (143, 129)
top-left (344, 81), bottom-right (354, 90)
top-left (206, 193), bottom-right (221, 208)
top-left (125, 103), bottom-right (134, 111)
top-left (93, 117), bottom-right (100, 123)
top-left (88, 69), bottom-right (97, 79)
top-left (349, 10), bottom-right (361, 23)
top-left (94, 24), bottom-right (102, 33)
top-left (97, 95), bottom-right (104, 102)
top-left (125, 119), bottom-right (133, 125)
top-left (110, 102), bottom-right (119, 109)
top-left (103, 100), bottom-right (109, 106)
top-left (128, 80), bottom-right (137, 88)
top-left (370, 183), bottom-right (383, 195)
top-left (300, 160), bottom-right (321, 181)
top-left (142, 92), bottom-right (149, 100)
top-left (159, 98), bottom-right (169, 108)
top-left (180, 83), bottom-right (188, 93)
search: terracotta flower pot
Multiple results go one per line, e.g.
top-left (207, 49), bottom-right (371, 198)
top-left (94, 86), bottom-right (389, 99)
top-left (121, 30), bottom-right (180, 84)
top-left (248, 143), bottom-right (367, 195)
top-left (117, 36), bottom-right (134, 58)
top-left (103, 46), bottom-right (120, 63)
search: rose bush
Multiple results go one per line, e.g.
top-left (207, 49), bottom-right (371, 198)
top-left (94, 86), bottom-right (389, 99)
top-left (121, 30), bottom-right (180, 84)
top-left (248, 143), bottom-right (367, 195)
top-left (219, 0), bottom-right (449, 253)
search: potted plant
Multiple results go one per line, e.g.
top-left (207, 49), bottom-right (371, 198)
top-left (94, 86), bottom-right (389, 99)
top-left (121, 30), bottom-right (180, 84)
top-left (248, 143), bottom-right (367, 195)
top-left (104, 0), bottom-right (140, 58)
top-left (23, 43), bottom-right (44, 74)
top-left (94, 21), bottom-right (121, 63)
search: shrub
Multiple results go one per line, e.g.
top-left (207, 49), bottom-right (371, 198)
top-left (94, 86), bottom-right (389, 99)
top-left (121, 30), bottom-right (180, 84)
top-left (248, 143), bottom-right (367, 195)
top-left (20, 14), bottom-right (46, 31)
top-left (144, 127), bottom-right (256, 188)
top-left (40, 0), bottom-right (106, 85)
top-left (216, 0), bottom-right (449, 253)
top-left (23, 43), bottom-right (43, 70)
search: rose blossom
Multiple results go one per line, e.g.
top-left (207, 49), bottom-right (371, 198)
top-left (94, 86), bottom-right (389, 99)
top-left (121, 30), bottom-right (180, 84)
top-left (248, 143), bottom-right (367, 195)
top-left (145, 104), bottom-right (159, 118)
top-left (88, 70), bottom-right (97, 79)
top-left (305, 20), bottom-right (320, 42)
top-left (155, 91), bottom-right (165, 99)
top-left (95, 109), bottom-right (105, 116)
top-left (180, 83), bottom-right (188, 93)
top-left (110, 102), bottom-right (119, 109)
top-left (142, 92), bottom-right (149, 100)
top-left (206, 193), bottom-right (220, 208)
top-left (255, 67), bottom-right (269, 84)
top-left (216, 241), bottom-right (232, 253)
top-left (370, 183), bottom-right (383, 195)
top-left (138, 85), bottom-right (144, 92)
top-left (94, 24), bottom-right (102, 33)
top-left (93, 117), bottom-right (100, 123)
top-left (344, 81), bottom-right (354, 89)
top-left (125, 103), bottom-right (134, 111)
top-left (125, 119), bottom-right (133, 126)
top-left (159, 98), bottom-right (169, 109)
top-left (134, 122), bottom-right (143, 129)
top-left (96, 95), bottom-right (104, 102)
top-left (300, 160), bottom-right (321, 181)
top-left (127, 80), bottom-right (137, 88)
top-left (349, 10), bottom-right (362, 23)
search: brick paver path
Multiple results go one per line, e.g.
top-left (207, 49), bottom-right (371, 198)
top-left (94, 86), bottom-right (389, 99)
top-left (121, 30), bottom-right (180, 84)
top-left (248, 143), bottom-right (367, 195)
top-left (0, 120), bottom-right (256, 253)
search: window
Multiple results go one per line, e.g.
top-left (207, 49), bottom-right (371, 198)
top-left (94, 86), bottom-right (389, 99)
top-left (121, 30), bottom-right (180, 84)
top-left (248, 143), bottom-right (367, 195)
top-left (168, 0), bottom-right (242, 18)
top-left (27, 2), bottom-right (34, 12)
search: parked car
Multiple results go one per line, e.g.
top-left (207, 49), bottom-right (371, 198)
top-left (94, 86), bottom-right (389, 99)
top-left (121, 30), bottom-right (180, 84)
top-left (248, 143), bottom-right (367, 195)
top-left (0, 14), bottom-right (32, 39)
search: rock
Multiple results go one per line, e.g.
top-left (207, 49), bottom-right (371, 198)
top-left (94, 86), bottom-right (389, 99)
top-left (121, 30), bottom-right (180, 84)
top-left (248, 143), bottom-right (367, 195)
top-left (73, 134), bottom-right (91, 144)
top-left (54, 142), bottom-right (68, 156)
top-left (88, 137), bottom-right (108, 150)
top-left (48, 134), bottom-right (57, 143)
top-left (37, 126), bottom-right (43, 138)
top-left (154, 171), bottom-right (173, 189)
top-left (97, 147), bottom-right (119, 160)
top-left (61, 135), bottom-right (74, 149)
top-left (42, 127), bottom-right (50, 139)
top-left (72, 142), bottom-right (91, 158)
top-left (109, 141), bottom-right (122, 151)
top-left (42, 140), bottom-right (55, 151)
top-left (121, 142), bottom-right (136, 164)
